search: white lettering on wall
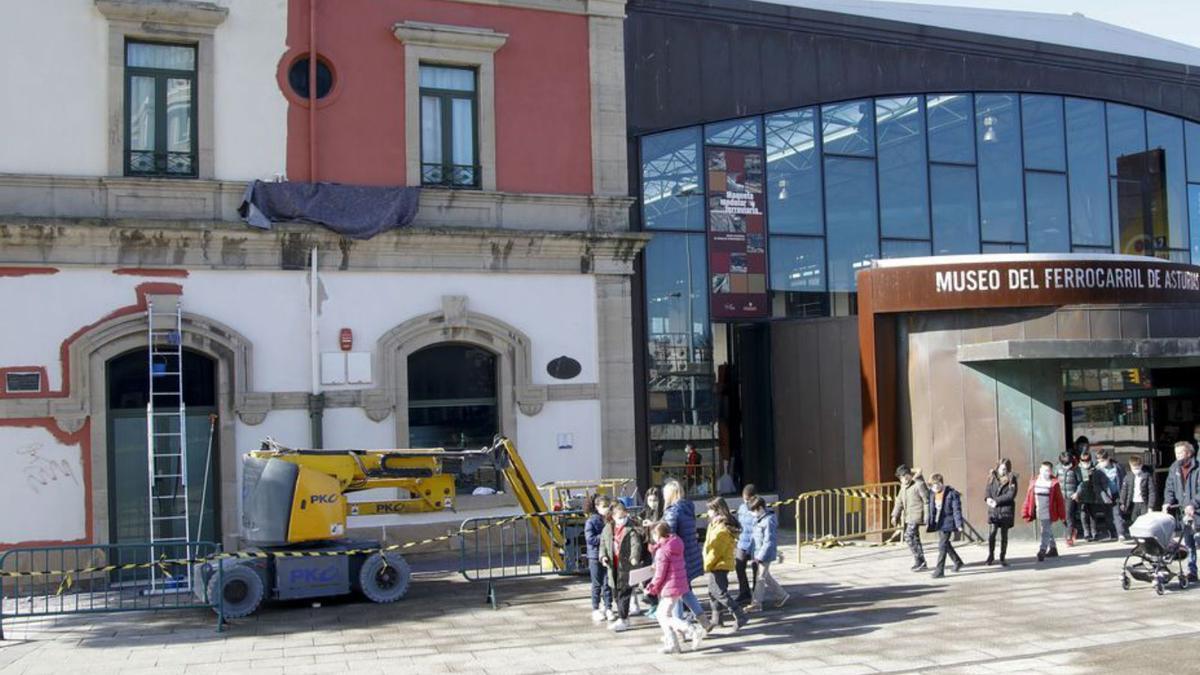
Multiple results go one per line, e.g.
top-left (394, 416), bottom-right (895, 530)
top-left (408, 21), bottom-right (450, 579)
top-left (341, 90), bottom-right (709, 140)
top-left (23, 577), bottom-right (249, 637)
top-left (934, 265), bottom-right (1200, 295)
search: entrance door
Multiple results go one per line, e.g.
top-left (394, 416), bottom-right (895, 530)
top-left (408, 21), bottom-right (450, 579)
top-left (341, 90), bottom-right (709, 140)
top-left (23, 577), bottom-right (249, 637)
top-left (106, 349), bottom-right (220, 544)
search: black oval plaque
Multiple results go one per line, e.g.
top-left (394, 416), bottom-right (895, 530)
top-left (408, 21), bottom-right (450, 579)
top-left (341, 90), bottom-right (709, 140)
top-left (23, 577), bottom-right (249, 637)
top-left (546, 356), bottom-right (582, 380)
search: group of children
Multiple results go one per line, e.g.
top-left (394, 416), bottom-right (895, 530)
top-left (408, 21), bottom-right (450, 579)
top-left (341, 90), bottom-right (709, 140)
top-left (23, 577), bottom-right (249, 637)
top-left (584, 480), bottom-right (788, 654)
top-left (893, 446), bottom-right (1172, 576)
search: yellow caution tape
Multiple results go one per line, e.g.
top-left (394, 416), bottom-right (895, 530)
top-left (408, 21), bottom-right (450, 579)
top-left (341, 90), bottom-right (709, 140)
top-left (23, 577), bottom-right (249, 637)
top-left (3, 500), bottom-right (802, 581)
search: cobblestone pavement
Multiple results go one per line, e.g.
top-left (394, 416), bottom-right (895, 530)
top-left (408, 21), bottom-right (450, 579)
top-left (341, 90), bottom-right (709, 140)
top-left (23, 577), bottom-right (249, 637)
top-left (0, 537), bottom-right (1193, 674)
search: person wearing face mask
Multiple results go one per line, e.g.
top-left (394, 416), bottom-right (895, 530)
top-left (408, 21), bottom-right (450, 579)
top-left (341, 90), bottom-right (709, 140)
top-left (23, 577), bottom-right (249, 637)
top-left (1163, 440), bottom-right (1200, 581)
top-left (663, 480), bottom-right (712, 636)
top-left (1022, 461), bottom-right (1067, 561)
top-left (1119, 454), bottom-right (1157, 527)
top-left (584, 494), bottom-right (615, 623)
top-left (599, 501), bottom-right (645, 632)
top-left (640, 487), bottom-right (664, 619)
top-left (891, 465), bottom-right (929, 571)
top-left (703, 497), bottom-right (748, 631)
top-left (1076, 451), bottom-right (1100, 541)
top-left (1055, 451), bottom-right (1083, 546)
top-left (984, 459), bottom-right (1017, 566)
top-left (925, 474), bottom-right (965, 579)
top-left (1089, 449), bottom-right (1127, 542)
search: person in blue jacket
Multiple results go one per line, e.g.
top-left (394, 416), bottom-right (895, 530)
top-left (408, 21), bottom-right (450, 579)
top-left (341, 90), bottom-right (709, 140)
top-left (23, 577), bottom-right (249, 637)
top-left (747, 496), bottom-right (789, 611)
top-left (663, 480), bottom-right (711, 635)
top-left (926, 473), bottom-right (965, 579)
top-left (584, 493), bottom-right (613, 622)
top-left (735, 484), bottom-right (759, 604)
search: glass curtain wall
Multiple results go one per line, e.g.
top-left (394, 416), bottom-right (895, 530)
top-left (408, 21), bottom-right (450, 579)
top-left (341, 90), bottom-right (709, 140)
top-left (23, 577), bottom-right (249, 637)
top-left (639, 92), bottom-right (1200, 492)
top-left (641, 92), bottom-right (1200, 319)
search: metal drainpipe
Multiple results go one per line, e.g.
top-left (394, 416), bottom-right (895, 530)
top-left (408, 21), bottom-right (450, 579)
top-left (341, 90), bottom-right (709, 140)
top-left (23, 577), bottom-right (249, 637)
top-left (309, 246), bottom-right (324, 448)
top-left (308, 0), bottom-right (317, 182)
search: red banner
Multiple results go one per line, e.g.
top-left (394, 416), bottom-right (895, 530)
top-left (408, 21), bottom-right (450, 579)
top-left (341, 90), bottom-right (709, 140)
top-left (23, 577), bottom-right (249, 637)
top-left (705, 147), bottom-right (768, 320)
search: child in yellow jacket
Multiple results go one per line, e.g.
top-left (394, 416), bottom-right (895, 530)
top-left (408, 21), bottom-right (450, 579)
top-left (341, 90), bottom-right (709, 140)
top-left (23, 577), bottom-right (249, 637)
top-left (704, 497), bottom-right (749, 631)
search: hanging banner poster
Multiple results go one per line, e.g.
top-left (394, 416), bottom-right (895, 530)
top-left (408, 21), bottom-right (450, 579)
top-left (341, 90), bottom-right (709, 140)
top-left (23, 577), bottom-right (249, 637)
top-left (705, 146), bottom-right (769, 320)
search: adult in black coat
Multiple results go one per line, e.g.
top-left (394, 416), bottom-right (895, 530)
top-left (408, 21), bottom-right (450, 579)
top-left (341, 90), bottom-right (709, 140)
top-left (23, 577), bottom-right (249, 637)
top-left (984, 459), bottom-right (1018, 567)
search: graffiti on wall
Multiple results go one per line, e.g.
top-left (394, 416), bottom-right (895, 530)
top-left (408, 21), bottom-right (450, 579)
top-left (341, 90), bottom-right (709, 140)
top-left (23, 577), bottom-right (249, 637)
top-left (18, 441), bottom-right (80, 495)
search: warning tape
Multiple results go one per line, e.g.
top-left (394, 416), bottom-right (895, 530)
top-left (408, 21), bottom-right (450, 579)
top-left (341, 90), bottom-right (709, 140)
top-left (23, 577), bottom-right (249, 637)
top-left (1, 498), bottom-right (805, 587)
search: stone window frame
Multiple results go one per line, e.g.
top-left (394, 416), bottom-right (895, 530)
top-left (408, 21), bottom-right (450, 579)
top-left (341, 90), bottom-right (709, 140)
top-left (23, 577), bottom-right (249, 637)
top-left (393, 21), bottom-right (508, 192)
top-left (363, 296), bottom-right (547, 447)
top-left (95, 0), bottom-right (228, 180)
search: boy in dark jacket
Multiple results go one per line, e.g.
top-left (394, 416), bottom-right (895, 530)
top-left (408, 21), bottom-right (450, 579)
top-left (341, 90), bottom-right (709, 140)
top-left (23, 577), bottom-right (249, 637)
top-left (1090, 449), bottom-right (1127, 541)
top-left (926, 474), bottom-right (965, 579)
top-left (1055, 452), bottom-right (1083, 545)
top-left (1076, 451), bottom-right (1100, 541)
top-left (1119, 455), bottom-right (1157, 527)
top-left (599, 501), bottom-right (644, 632)
top-left (585, 494), bottom-right (613, 622)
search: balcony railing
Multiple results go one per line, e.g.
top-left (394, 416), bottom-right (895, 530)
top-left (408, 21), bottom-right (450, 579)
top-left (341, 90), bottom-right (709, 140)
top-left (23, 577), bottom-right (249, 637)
top-left (126, 150), bottom-right (197, 178)
top-left (421, 163), bottom-right (480, 189)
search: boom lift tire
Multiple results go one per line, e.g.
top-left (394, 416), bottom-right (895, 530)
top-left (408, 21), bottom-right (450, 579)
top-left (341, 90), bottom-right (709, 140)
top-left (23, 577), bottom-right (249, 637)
top-left (359, 552), bottom-right (411, 603)
top-left (211, 564), bottom-right (265, 618)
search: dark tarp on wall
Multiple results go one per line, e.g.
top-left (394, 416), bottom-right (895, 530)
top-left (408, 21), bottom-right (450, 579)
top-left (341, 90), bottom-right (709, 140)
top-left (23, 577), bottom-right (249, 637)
top-left (239, 181), bottom-right (421, 240)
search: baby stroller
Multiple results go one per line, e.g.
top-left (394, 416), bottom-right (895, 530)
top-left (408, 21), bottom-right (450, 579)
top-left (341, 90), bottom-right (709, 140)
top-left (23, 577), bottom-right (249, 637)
top-left (1121, 511), bottom-right (1190, 595)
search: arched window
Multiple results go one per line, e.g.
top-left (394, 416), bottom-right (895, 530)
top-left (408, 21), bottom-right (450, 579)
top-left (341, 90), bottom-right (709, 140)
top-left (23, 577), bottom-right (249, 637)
top-left (406, 344), bottom-right (498, 450)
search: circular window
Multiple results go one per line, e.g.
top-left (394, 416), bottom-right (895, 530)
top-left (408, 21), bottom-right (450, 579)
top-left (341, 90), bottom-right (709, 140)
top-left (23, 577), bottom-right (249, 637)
top-left (288, 57), bottom-right (333, 99)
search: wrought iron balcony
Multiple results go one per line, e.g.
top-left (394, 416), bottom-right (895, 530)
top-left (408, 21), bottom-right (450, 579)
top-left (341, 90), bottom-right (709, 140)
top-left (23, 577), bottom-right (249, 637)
top-left (421, 163), bottom-right (480, 189)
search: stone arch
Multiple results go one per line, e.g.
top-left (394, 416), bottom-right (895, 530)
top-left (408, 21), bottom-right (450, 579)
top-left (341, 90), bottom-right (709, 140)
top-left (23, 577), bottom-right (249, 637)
top-left (366, 296), bottom-right (546, 447)
top-left (56, 297), bottom-right (253, 552)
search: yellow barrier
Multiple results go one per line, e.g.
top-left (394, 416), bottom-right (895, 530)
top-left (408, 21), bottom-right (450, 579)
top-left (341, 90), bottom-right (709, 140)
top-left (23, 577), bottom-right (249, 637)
top-left (793, 482), bottom-right (900, 563)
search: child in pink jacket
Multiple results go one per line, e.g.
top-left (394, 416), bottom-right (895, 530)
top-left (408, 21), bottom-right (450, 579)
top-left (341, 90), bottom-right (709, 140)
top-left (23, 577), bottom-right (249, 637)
top-left (645, 521), bottom-right (699, 653)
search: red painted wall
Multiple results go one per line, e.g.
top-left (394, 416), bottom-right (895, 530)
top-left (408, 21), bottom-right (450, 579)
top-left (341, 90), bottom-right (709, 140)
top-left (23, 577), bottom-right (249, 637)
top-left (284, 0), bottom-right (594, 194)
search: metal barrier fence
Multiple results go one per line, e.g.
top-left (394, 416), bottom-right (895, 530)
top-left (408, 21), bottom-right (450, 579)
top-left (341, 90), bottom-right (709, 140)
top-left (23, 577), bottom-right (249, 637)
top-left (459, 511), bottom-right (589, 608)
top-left (0, 541), bottom-right (222, 639)
top-left (794, 482), bottom-right (901, 563)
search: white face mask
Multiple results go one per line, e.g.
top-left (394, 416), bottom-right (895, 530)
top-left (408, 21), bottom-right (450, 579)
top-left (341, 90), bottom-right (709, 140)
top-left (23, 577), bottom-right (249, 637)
top-left (931, 484), bottom-right (943, 493)
top-left (1040, 468), bottom-right (1052, 479)
top-left (647, 498), bottom-right (659, 510)
top-left (707, 510), bottom-right (716, 521)
top-left (598, 506), bottom-right (610, 516)
top-left (1099, 460), bottom-right (1110, 468)
top-left (997, 466), bottom-right (1008, 476)
top-left (1080, 461), bottom-right (1091, 468)
top-left (615, 516), bottom-right (628, 526)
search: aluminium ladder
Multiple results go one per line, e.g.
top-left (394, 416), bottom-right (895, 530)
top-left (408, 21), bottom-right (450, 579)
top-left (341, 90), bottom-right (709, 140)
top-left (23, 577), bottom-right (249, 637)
top-left (146, 300), bottom-right (190, 593)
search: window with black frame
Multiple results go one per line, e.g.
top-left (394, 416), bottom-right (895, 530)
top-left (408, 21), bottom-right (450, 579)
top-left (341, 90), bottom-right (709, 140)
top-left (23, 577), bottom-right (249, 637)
top-left (419, 65), bottom-right (479, 189)
top-left (125, 41), bottom-right (197, 178)
top-left (407, 344), bottom-right (499, 493)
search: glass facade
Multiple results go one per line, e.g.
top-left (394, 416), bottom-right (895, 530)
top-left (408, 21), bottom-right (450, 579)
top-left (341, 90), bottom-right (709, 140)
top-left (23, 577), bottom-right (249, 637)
top-left (640, 92), bottom-right (1200, 318)
top-left (638, 91), bottom-right (1200, 494)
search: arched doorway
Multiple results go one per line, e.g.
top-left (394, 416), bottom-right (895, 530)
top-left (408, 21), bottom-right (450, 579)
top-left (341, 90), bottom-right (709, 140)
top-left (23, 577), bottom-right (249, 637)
top-left (407, 343), bottom-right (499, 491)
top-left (105, 348), bottom-right (220, 544)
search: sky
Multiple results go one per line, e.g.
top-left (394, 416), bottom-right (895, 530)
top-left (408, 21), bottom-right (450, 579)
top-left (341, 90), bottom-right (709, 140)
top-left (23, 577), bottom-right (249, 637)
top-left (871, 0), bottom-right (1200, 49)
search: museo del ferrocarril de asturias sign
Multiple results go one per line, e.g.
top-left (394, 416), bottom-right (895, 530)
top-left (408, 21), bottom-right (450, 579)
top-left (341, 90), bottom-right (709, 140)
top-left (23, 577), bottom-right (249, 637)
top-left (858, 254), bottom-right (1200, 313)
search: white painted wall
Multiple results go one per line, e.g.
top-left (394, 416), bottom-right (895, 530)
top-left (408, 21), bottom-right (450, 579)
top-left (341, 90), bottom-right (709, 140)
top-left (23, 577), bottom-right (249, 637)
top-left (0, 0), bottom-right (109, 176)
top-left (0, 425), bottom-right (87, 544)
top-left (0, 267), bottom-right (602, 544)
top-left (211, 0), bottom-right (288, 180)
top-left (0, 0), bottom-right (287, 180)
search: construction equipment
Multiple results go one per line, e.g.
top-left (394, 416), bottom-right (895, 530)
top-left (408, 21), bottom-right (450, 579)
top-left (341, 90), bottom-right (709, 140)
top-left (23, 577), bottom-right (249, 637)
top-left (195, 436), bottom-right (554, 617)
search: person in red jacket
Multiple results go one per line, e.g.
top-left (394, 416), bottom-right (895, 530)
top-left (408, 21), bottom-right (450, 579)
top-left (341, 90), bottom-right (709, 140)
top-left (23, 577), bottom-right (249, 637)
top-left (1022, 460), bottom-right (1067, 562)
top-left (645, 521), bottom-right (698, 654)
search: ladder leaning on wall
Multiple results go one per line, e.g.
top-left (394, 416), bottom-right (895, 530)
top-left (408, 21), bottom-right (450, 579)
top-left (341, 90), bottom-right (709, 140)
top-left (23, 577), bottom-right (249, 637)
top-left (146, 299), bottom-right (191, 593)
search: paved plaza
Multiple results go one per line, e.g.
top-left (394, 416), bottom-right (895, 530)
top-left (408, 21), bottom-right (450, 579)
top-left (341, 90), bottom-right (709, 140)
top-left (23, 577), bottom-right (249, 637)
top-left (0, 536), bottom-right (1193, 674)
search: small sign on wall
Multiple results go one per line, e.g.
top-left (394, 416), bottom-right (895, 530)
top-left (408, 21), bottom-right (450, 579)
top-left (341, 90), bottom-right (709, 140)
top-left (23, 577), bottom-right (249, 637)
top-left (556, 433), bottom-right (574, 450)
